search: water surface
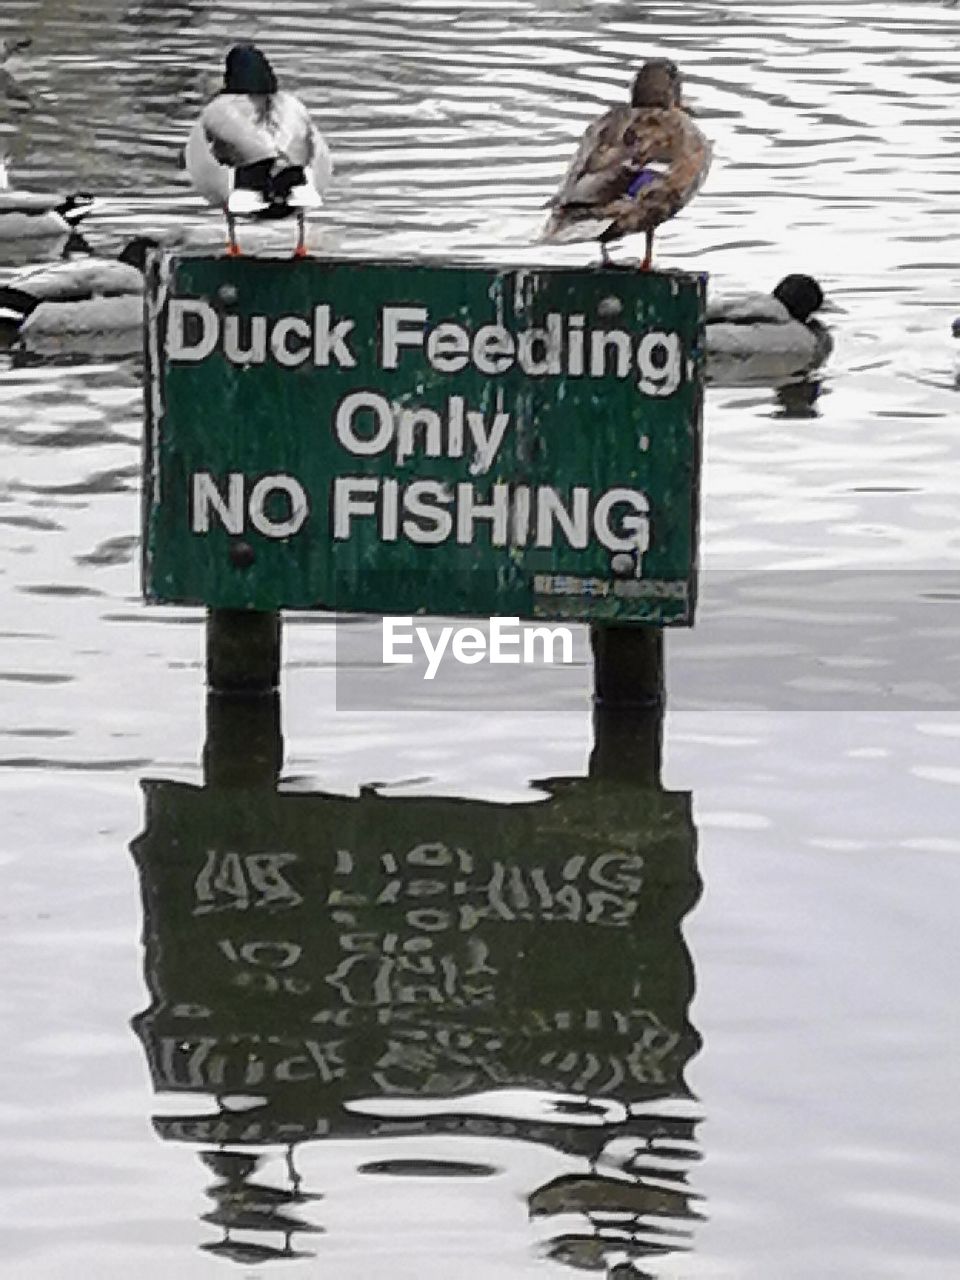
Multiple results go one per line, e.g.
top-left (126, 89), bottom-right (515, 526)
top-left (1, 2), bottom-right (960, 1276)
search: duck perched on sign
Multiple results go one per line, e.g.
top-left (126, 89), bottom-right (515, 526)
top-left (185, 43), bottom-right (333, 258)
top-left (705, 273), bottom-right (842, 383)
top-left (540, 58), bottom-right (712, 269)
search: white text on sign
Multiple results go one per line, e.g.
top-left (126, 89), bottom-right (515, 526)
top-left (167, 300), bottom-right (684, 396)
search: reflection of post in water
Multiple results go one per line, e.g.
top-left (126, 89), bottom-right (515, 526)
top-left (130, 694), bottom-right (702, 1271)
top-left (198, 1148), bottom-right (321, 1264)
top-left (528, 1104), bottom-right (704, 1271)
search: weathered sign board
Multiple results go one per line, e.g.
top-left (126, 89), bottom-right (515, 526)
top-left (144, 255), bottom-right (704, 623)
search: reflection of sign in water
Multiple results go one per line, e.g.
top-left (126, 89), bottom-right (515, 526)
top-left (130, 732), bottom-right (703, 1271)
top-left (144, 257), bottom-right (703, 622)
top-left (133, 780), bottom-right (699, 1114)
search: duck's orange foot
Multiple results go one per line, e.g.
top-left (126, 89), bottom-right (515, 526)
top-left (226, 243), bottom-right (242, 258)
top-left (292, 244), bottom-right (309, 259)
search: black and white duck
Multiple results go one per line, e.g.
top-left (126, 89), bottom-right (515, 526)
top-left (705, 273), bottom-right (842, 383)
top-left (540, 58), bottom-right (712, 269)
top-left (185, 43), bottom-right (333, 257)
top-left (0, 155), bottom-right (94, 241)
top-left (0, 236), bottom-right (156, 340)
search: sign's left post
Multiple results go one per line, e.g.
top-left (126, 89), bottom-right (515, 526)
top-left (144, 252), bottom-right (283, 699)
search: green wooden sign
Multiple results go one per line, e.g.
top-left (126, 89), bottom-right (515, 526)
top-left (143, 255), bottom-right (704, 623)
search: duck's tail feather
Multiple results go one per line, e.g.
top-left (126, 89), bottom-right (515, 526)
top-left (0, 286), bottom-right (34, 325)
top-left (272, 165), bottom-right (322, 208)
top-left (229, 157), bottom-right (300, 213)
top-left (230, 160), bottom-right (322, 217)
top-left (539, 212), bottom-right (616, 245)
top-left (285, 182), bottom-right (322, 210)
top-left (227, 188), bottom-right (269, 214)
top-left (232, 156), bottom-right (273, 197)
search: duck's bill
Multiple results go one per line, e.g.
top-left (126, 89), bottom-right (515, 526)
top-left (819, 298), bottom-right (846, 314)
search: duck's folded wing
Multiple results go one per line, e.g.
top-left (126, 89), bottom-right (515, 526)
top-left (200, 95), bottom-right (280, 167)
top-left (705, 292), bottom-right (791, 324)
top-left (706, 322), bottom-right (821, 380)
top-left (6, 258), bottom-right (143, 303)
top-left (185, 117), bottom-right (229, 204)
top-left (549, 107), bottom-right (650, 209)
top-left (307, 124), bottom-right (334, 191)
top-left (269, 92), bottom-right (331, 178)
top-left (548, 106), bottom-right (693, 211)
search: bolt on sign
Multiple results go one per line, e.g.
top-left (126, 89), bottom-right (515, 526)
top-left (143, 255), bottom-right (705, 623)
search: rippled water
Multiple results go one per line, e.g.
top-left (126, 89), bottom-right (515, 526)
top-left (2, 2), bottom-right (960, 1276)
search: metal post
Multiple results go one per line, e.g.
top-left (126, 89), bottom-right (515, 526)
top-left (203, 691), bottom-right (283, 789)
top-left (206, 608), bottom-right (282, 695)
top-left (589, 703), bottom-right (662, 786)
top-left (590, 624), bottom-right (664, 710)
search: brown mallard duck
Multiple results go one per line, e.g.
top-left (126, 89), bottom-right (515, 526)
top-left (541, 58), bottom-right (712, 269)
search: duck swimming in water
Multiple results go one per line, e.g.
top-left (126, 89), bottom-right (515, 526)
top-left (0, 236), bottom-right (157, 340)
top-left (185, 44), bottom-right (333, 258)
top-left (705, 273), bottom-right (842, 383)
top-left (540, 58), bottom-right (712, 269)
top-left (0, 156), bottom-right (94, 241)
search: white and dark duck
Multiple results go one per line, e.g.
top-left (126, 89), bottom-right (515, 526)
top-left (0, 236), bottom-right (157, 340)
top-left (0, 155), bottom-right (94, 241)
top-left (186, 43), bottom-right (332, 258)
top-left (705, 274), bottom-right (842, 380)
top-left (540, 58), bottom-right (712, 269)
